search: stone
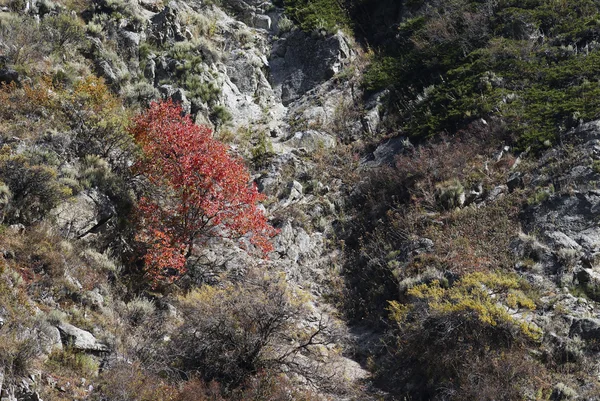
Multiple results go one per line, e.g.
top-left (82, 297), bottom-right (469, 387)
top-left (575, 268), bottom-right (600, 301)
top-left (95, 60), bottom-right (118, 85)
top-left (486, 185), bottom-right (507, 202)
top-left (252, 14), bottom-right (271, 30)
top-left (154, 56), bottom-right (178, 83)
top-left (361, 136), bottom-right (408, 167)
top-left (158, 84), bottom-right (176, 98)
top-left (40, 325), bottom-right (63, 354)
top-left (546, 231), bottom-right (582, 251)
top-left (521, 193), bottom-right (600, 243)
top-left (363, 107), bottom-right (381, 136)
top-left (118, 30), bottom-right (141, 59)
top-left (149, 6), bottom-right (185, 45)
top-left (284, 130), bottom-right (336, 151)
top-left (569, 317), bottom-right (600, 340)
top-left (139, 0), bottom-right (161, 11)
top-left (119, 30), bottom-right (140, 48)
top-left (56, 322), bottom-right (109, 353)
top-left (171, 88), bottom-right (191, 114)
top-left (0, 68), bottom-right (19, 85)
top-left (15, 391), bottom-right (41, 401)
top-left (288, 181), bottom-right (303, 203)
top-left (50, 189), bottom-right (114, 239)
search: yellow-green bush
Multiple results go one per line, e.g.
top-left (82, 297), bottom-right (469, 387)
top-left (389, 271), bottom-right (541, 340)
top-left (378, 271), bottom-right (544, 400)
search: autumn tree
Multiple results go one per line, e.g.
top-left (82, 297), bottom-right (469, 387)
top-left (130, 100), bottom-right (277, 285)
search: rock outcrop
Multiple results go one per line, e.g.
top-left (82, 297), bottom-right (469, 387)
top-left (56, 323), bottom-right (109, 353)
top-left (270, 30), bottom-right (354, 105)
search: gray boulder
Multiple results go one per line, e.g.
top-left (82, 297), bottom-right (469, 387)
top-left (284, 130), bottom-right (335, 151)
top-left (154, 56), bottom-right (178, 83)
top-left (158, 84), bottom-right (176, 98)
top-left (118, 30), bottom-right (141, 63)
top-left (56, 322), bottom-right (109, 352)
top-left (284, 180), bottom-right (303, 206)
top-left (95, 60), bottom-right (118, 85)
top-left (361, 136), bottom-right (408, 167)
top-left (139, 0), bottom-right (161, 11)
top-left (40, 324), bottom-right (63, 354)
top-left (172, 88), bottom-right (191, 114)
top-left (507, 172), bottom-right (524, 192)
top-left (252, 14), bottom-right (271, 30)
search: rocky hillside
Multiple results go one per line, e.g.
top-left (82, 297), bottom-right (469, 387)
top-left (3, 0), bottom-right (600, 400)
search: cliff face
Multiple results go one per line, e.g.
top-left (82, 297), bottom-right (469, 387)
top-left (4, 0), bottom-right (600, 399)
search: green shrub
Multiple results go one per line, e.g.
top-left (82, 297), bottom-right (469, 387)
top-left (43, 13), bottom-right (86, 54)
top-left (210, 105), bottom-right (232, 128)
top-left (434, 179), bottom-right (464, 210)
top-left (184, 75), bottom-right (221, 105)
top-left (360, 0), bottom-right (600, 149)
top-left (123, 81), bottom-right (160, 106)
top-left (125, 296), bottom-right (156, 325)
top-left (0, 272), bottom-right (43, 379)
top-left (284, 0), bottom-right (351, 33)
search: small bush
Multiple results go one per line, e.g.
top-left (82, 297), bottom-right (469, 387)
top-left (67, 76), bottom-right (136, 164)
top-left (79, 248), bottom-right (119, 273)
top-left (46, 347), bottom-right (100, 378)
top-left (169, 271), bottom-right (315, 386)
top-left (184, 75), bottom-right (221, 105)
top-left (94, 362), bottom-right (177, 401)
top-left (379, 271), bottom-right (544, 399)
top-left (251, 131), bottom-right (275, 168)
top-left (125, 296), bottom-right (155, 325)
top-left (123, 81), bottom-right (160, 107)
top-left (210, 104), bottom-right (232, 128)
top-left (0, 149), bottom-right (72, 225)
top-left (284, 0), bottom-right (351, 33)
top-left (43, 13), bottom-right (86, 54)
top-left (277, 15), bottom-right (294, 33)
top-left (434, 179), bottom-right (465, 210)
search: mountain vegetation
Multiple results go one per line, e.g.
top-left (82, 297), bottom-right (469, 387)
top-left (3, 0), bottom-right (600, 399)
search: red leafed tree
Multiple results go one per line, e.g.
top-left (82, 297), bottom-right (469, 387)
top-left (130, 99), bottom-right (277, 285)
